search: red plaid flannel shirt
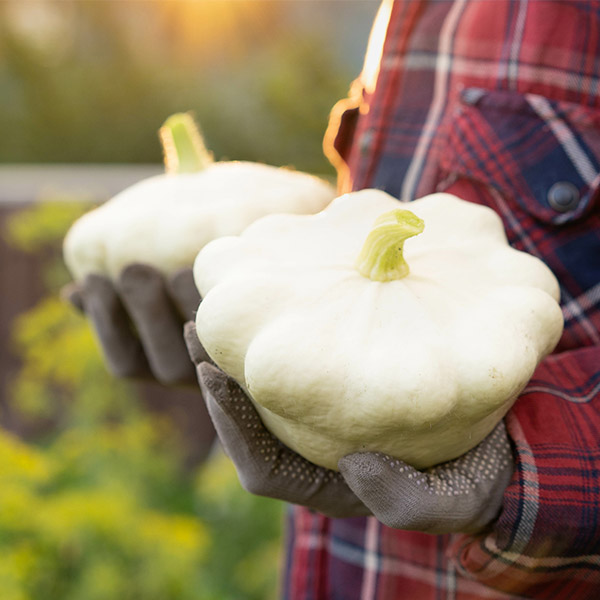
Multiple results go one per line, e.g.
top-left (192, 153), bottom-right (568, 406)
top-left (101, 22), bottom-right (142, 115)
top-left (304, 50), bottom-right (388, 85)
top-left (283, 1), bottom-right (600, 598)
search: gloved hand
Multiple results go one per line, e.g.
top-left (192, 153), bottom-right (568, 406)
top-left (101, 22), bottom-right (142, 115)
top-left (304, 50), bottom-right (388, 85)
top-left (184, 322), bottom-right (514, 532)
top-left (338, 421), bottom-right (514, 534)
top-left (63, 264), bottom-right (207, 385)
top-left (184, 322), bottom-right (370, 518)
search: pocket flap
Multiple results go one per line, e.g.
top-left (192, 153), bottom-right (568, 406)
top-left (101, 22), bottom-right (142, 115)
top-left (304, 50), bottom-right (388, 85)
top-left (439, 89), bottom-right (600, 224)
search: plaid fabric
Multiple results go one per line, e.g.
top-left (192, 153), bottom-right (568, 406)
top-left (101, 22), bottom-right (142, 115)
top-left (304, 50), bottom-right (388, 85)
top-left (285, 1), bottom-right (600, 598)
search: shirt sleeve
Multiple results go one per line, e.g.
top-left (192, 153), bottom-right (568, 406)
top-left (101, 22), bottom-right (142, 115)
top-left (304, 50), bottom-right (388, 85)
top-left (437, 176), bottom-right (600, 597)
top-left (447, 346), bottom-right (600, 596)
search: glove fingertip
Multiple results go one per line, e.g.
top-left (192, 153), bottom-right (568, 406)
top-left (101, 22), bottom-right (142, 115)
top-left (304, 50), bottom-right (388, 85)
top-left (84, 272), bottom-right (116, 296)
top-left (183, 321), bottom-right (210, 364)
top-left (168, 268), bottom-right (201, 319)
top-left (61, 282), bottom-right (85, 312)
top-left (197, 361), bottom-right (229, 398)
top-left (183, 319), bottom-right (198, 343)
top-left (118, 263), bottom-right (162, 285)
top-left (339, 452), bottom-right (393, 480)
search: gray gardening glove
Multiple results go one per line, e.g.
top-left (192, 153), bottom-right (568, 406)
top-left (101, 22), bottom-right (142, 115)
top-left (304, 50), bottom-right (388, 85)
top-left (63, 264), bottom-right (202, 385)
top-left (185, 322), bottom-right (514, 532)
top-left (339, 421), bottom-right (514, 534)
top-left (184, 323), bottom-right (370, 518)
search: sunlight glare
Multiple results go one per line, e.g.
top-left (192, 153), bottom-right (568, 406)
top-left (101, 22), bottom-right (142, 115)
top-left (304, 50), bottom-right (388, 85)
top-left (361, 0), bottom-right (393, 95)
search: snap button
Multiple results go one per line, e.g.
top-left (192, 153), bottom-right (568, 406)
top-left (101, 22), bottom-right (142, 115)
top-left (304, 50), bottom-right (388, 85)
top-left (547, 182), bottom-right (580, 212)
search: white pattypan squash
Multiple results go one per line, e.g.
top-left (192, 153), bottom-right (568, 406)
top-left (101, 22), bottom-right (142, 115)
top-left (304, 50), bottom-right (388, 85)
top-left (63, 113), bottom-right (335, 281)
top-left (193, 189), bottom-right (564, 470)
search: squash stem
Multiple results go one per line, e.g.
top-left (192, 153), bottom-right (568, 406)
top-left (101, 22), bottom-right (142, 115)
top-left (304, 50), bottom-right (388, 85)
top-left (356, 209), bottom-right (424, 281)
top-left (159, 112), bottom-right (213, 174)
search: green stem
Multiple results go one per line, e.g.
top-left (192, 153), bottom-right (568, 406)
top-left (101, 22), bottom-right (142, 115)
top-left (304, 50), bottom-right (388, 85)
top-left (159, 112), bottom-right (213, 174)
top-left (356, 209), bottom-right (424, 281)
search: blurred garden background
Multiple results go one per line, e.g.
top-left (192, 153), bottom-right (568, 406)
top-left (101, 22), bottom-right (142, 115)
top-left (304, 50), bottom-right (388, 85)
top-left (0, 1), bottom-right (377, 598)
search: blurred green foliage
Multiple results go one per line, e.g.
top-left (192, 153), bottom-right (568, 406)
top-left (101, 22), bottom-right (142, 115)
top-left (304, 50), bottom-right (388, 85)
top-left (1, 201), bottom-right (284, 600)
top-left (0, 0), bottom-right (360, 175)
top-left (0, 3), bottom-right (375, 595)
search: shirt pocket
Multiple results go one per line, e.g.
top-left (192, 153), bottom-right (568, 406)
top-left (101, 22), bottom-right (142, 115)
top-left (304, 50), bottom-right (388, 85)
top-left (435, 88), bottom-right (600, 225)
